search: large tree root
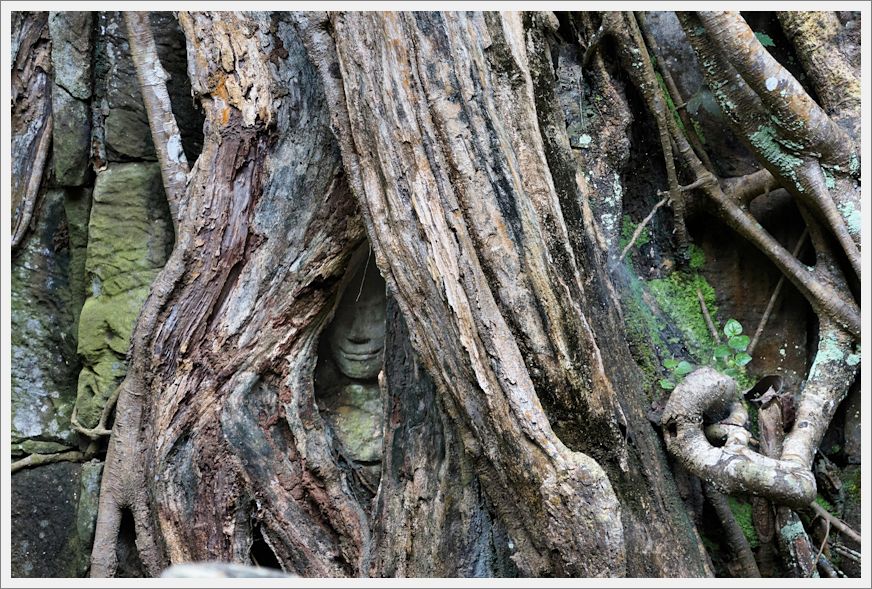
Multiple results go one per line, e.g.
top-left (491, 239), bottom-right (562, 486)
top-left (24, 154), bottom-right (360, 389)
top-left (662, 314), bottom-right (857, 509)
top-left (90, 13), bottom-right (191, 577)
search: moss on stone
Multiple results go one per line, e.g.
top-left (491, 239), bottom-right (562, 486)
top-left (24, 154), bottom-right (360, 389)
top-left (647, 270), bottom-right (718, 363)
top-left (815, 494), bottom-right (834, 514)
top-left (73, 163), bottom-right (173, 429)
top-left (843, 467), bottom-right (860, 502)
top-left (619, 263), bottom-right (669, 394)
top-left (688, 243), bottom-right (706, 270)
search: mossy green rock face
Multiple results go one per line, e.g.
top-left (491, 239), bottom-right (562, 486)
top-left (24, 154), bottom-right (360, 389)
top-left (74, 163), bottom-right (172, 428)
top-left (11, 189), bottom-right (78, 446)
top-left (323, 383), bottom-right (384, 463)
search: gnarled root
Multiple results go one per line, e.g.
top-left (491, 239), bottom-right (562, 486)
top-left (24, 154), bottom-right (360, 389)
top-left (662, 367), bottom-right (816, 507)
top-left (662, 317), bottom-right (857, 509)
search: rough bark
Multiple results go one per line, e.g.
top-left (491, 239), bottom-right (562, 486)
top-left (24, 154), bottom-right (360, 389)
top-left (10, 11), bottom-right (52, 252)
top-left (91, 12), bottom-right (371, 577)
top-left (296, 10), bottom-right (714, 577)
top-left (6, 9), bottom-right (859, 580)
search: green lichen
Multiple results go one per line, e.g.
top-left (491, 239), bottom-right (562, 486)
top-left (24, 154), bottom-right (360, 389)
top-left (849, 153), bottom-right (859, 177)
top-left (823, 169), bottom-right (836, 190)
top-left (808, 333), bottom-right (846, 380)
top-left (647, 270), bottom-right (718, 362)
top-left (837, 201), bottom-right (861, 236)
top-left (578, 134), bottom-right (592, 148)
top-left (728, 497), bottom-right (760, 549)
top-left (780, 520), bottom-right (805, 542)
top-left (749, 125), bottom-right (804, 187)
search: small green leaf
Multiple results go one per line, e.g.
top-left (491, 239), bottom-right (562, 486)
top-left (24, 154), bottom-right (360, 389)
top-left (724, 319), bottom-right (743, 338)
top-left (755, 32), bottom-right (776, 48)
top-left (735, 352), bottom-right (752, 367)
top-left (729, 335), bottom-right (751, 351)
top-left (724, 368), bottom-right (741, 380)
top-left (675, 361), bottom-right (694, 376)
top-left (663, 358), bottom-right (679, 370)
top-left (714, 344), bottom-right (731, 359)
top-left (659, 379), bottom-right (676, 391)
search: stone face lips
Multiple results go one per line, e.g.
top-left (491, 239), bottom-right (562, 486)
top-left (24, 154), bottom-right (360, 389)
top-left (73, 163), bottom-right (173, 429)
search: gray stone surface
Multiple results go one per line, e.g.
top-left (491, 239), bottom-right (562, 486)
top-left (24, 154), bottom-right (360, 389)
top-left (95, 12), bottom-right (154, 161)
top-left (51, 86), bottom-right (91, 186)
top-left (48, 12), bottom-right (93, 101)
top-left (75, 461), bottom-right (104, 575)
top-left (843, 385), bottom-right (861, 464)
top-left (11, 462), bottom-right (82, 577)
top-left (11, 189), bottom-right (78, 447)
top-left (63, 187), bottom-right (92, 336)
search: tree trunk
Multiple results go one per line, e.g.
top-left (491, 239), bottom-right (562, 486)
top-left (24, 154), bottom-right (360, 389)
top-left (9, 9), bottom-right (862, 579)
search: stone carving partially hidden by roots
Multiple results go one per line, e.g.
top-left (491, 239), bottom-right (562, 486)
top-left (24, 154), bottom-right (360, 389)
top-left (661, 320), bottom-right (857, 508)
top-left (316, 257), bottom-right (387, 487)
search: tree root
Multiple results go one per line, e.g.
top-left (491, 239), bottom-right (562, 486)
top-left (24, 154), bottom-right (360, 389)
top-left (705, 484), bottom-right (761, 577)
top-left (809, 502), bottom-right (862, 545)
top-left (618, 195), bottom-right (667, 262)
top-left (662, 315), bottom-right (857, 509)
top-left (11, 448), bottom-right (90, 474)
top-left (11, 115), bottom-right (52, 253)
top-left (680, 12), bottom-right (861, 281)
top-left (123, 11), bottom-right (189, 221)
top-left (697, 287), bottom-right (721, 344)
top-left (70, 385), bottom-right (121, 439)
top-left (748, 229), bottom-right (808, 356)
top-left (90, 13), bottom-right (193, 577)
top-left (636, 11), bottom-right (715, 174)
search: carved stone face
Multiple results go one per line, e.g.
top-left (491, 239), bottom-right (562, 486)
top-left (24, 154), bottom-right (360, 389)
top-left (326, 260), bottom-right (386, 380)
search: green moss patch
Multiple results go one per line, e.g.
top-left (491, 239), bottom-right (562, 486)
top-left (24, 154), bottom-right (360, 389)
top-left (647, 270), bottom-right (718, 363)
top-left (728, 497), bottom-right (760, 548)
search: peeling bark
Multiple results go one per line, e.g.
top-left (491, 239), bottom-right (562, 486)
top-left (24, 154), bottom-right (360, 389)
top-left (297, 10), bottom-right (715, 577)
top-left (10, 12), bottom-right (52, 252)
